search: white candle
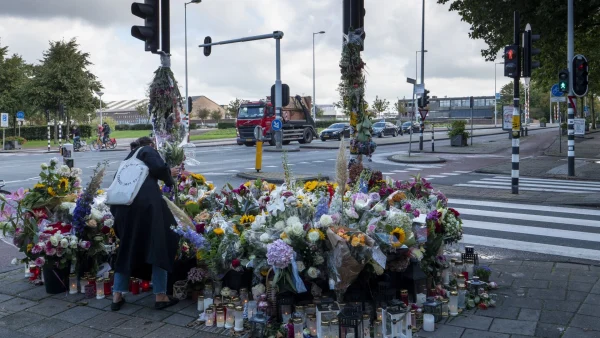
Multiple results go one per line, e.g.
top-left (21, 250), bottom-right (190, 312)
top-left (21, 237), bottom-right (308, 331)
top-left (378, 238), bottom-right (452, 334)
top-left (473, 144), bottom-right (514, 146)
top-left (204, 298), bottom-right (213, 312)
top-left (416, 293), bottom-right (427, 306)
top-left (423, 314), bottom-right (435, 332)
top-left (197, 297), bottom-right (205, 312)
top-left (234, 317), bottom-right (244, 331)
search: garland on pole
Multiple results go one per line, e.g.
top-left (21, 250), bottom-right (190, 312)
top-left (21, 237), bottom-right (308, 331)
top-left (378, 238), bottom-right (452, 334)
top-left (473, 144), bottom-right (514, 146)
top-left (338, 28), bottom-right (376, 160)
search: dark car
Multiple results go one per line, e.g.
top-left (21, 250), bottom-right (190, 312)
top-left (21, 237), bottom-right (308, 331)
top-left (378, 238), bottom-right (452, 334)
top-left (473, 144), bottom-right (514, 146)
top-left (320, 123), bottom-right (350, 141)
top-left (372, 122), bottom-right (400, 138)
top-left (400, 121), bottom-right (420, 134)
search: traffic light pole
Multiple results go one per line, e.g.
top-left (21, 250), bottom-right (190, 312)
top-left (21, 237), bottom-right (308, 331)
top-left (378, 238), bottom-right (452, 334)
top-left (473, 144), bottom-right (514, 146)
top-left (567, 0), bottom-right (575, 176)
top-left (419, 0), bottom-right (425, 151)
top-left (511, 11), bottom-right (520, 195)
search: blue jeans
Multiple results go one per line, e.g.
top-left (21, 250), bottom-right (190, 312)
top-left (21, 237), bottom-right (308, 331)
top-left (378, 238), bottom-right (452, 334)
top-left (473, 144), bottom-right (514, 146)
top-left (113, 265), bottom-right (168, 295)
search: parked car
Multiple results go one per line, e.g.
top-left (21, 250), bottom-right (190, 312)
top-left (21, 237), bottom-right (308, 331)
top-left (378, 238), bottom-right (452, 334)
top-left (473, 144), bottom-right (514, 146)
top-left (400, 121), bottom-right (420, 134)
top-left (320, 123), bottom-right (350, 141)
top-left (372, 122), bottom-right (400, 138)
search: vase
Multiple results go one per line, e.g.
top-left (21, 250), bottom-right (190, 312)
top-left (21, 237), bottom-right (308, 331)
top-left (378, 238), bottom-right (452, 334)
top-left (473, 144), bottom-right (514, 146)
top-left (43, 265), bottom-right (71, 294)
top-left (173, 280), bottom-right (188, 300)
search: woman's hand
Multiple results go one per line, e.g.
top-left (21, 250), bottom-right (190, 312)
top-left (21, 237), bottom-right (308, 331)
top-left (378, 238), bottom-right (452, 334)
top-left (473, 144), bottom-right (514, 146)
top-left (170, 167), bottom-right (180, 177)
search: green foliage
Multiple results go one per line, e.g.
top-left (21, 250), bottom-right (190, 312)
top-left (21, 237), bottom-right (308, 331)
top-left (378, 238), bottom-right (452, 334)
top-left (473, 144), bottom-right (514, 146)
top-left (197, 108), bottom-right (211, 121)
top-left (316, 107), bottom-right (325, 118)
top-left (209, 110), bottom-right (222, 122)
top-left (2, 125), bottom-right (91, 140)
top-left (6, 136), bottom-right (27, 145)
top-left (114, 124), bottom-right (152, 131)
top-left (227, 98), bottom-right (245, 119)
top-left (539, 117), bottom-right (547, 123)
top-left (394, 101), bottom-right (407, 116)
top-left (372, 95), bottom-right (390, 116)
top-left (91, 116), bottom-right (117, 131)
top-left (0, 46), bottom-right (33, 116)
top-left (218, 122), bottom-right (236, 129)
top-left (447, 120), bottom-right (469, 138)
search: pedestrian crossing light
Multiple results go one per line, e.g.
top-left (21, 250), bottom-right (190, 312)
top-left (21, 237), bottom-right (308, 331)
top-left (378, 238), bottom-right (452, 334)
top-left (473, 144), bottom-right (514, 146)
top-left (418, 89), bottom-right (430, 109)
top-left (558, 69), bottom-right (569, 94)
top-left (503, 45), bottom-right (519, 78)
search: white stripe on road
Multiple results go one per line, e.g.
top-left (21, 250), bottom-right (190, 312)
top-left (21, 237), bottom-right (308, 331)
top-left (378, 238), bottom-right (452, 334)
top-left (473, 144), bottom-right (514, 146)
top-left (312, 160), bottom-right (325, 163)
top-left (393, 170), bottom-right (408, 173)
top-left (439, 173), bottom-right (461, 176)
top-left (453, 171), bottom-right (471, 173)
top-left (462, 220), bottom-right (600, 242)
top-left (449, 198), bottom-right (600, 216)
top-left (425, 175), bottom-right (447, 178)
top-left (454, 183), bottom-right (591, 194)
top-left (458, 208), bottom-right (600, 228)
top-left (461, 234), bottom-right (600, 261)
top-left (489, 176), bottom-right (600, 187)
top-left (473, 180), bottom-right (600, 192)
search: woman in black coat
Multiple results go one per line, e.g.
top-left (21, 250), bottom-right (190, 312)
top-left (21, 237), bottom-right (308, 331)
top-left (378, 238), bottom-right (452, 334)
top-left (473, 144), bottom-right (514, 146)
top-left (110, 136), bottom-right (181, 311)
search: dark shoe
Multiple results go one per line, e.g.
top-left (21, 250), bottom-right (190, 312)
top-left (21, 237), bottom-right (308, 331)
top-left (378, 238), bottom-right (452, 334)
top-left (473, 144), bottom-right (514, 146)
top-left (111, 298), bottom-right (125, 311)
top-left (155, 296), bottom-right (179, 310)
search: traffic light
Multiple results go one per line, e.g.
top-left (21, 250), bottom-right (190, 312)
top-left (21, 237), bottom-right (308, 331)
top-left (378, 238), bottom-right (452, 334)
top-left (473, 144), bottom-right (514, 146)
top-left (187, 97), bottom-right (193, 113)
top-left (504, 45), bottom-right (519, 78)
top-left (271, 84), bottom-right (290, 107)
top-left (131, 0), bottom-right (160, 53)
top-left (203, 36), bottom-right (212, 56)
top-left (572, 54), bottom-right (589, 97)
top-left (419, 89), bottom-right (430, 108)
top-left (522, 30), bottom-right (541, 77)
top-left (343, 0), bottom-right (366, 50)
top-left (558, 69), bottom-right (569, 93)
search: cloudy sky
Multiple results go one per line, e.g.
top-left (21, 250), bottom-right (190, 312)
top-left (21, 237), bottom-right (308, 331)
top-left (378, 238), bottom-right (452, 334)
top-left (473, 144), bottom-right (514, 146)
top-left (0, 0), bottom-right (510, 109)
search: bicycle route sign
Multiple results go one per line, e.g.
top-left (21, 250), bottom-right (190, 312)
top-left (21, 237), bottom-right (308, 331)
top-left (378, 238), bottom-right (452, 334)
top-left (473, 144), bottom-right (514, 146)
top-left (16, 111), bottom-right (25, 121)
top-left (271, 119), bottom-right (282, 131)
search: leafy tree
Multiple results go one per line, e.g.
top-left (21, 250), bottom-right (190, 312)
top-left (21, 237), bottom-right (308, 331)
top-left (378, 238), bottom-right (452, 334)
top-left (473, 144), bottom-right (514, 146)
top-left (372, 96), bottom-right (390, 117)
top-left (316, 107), bottom-right (325, 118)
top-left (210, 110), bottom-right (222, 122)
top-left (227, 98), bottom-right (245, 119)
top-left (394, 101), bottom-right (407, 117)
top-left (0, 46), bottom-right (34, 128)
top-left (135, 102), bottom-right (150, 123)
top-left (197, 108), bottom-right (210, 123)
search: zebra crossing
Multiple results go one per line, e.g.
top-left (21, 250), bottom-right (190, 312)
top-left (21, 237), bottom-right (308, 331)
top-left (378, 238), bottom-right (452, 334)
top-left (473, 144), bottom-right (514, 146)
top-left (380, 164), bottom-right (450, 176)
top-left (449, 198), bottom-right (600, 261)
top-left (454, 175), bottom-right (600, 194)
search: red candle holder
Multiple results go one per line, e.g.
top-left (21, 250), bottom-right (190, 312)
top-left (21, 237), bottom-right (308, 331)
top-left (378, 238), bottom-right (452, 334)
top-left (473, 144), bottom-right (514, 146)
top-left (28, 266), bottom-right (40, 281)
top-left (131, 279), bottom-right (140, 295)
top-left (104, 278), bottom-right (112, 296)
top-left (141, 280), bottom-right (151, 292)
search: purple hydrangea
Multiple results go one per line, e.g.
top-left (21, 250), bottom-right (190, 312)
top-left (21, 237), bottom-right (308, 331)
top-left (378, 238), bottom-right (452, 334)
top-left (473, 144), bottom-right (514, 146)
top-left (266, 239), bottom-right (294, 269)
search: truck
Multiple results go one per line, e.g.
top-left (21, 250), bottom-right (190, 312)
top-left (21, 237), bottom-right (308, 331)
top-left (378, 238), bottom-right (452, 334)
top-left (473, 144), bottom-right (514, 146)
top-left (236, 95), bottom-right (317, 146)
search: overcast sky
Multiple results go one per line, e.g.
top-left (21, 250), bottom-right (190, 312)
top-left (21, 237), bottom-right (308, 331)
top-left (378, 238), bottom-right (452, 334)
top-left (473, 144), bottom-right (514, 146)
top-left (0, 0), bottom-right (511, 108)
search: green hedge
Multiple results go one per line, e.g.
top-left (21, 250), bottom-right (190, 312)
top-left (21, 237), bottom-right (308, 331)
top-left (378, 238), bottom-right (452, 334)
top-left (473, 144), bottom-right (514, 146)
top-left (115, 124), bottom-right (152, 131)
top-left (3, 125), bottom-right (92, 141)
top-left (218, 122), bottom-right (236, 129)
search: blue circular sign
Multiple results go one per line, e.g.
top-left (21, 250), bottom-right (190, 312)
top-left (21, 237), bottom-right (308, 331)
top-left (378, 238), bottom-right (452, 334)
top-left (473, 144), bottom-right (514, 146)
top-left (271, 119), bottom-right (282, 131)
top-left (551, 84), bottom-right (563, 97)
top-left (16, 111), bottom-right (24, 119)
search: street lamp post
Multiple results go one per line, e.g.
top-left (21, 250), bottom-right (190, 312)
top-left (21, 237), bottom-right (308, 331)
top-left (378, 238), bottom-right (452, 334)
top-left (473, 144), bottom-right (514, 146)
top-left (414, 50), bottom-right (428, 122)
top-left (185, 0), bottom-right (201, 142)
top-left (96, 91), bottom-right (104, 125)
top-left (494, 62), bottom-right (504, 128)
top-left (312, 31), bottom-right (325, 120)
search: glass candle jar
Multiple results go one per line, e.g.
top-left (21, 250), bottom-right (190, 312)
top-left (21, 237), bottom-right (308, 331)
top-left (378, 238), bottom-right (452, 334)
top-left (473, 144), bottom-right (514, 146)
top-left (464, 259), bottom-right (474, 280)
top-left (234, 305), bottom-right (244, 332)
top-left (441, 299), bottom-right (449, 317)
top-left (85, 284), bottom-right (95, 299)
top-left (197, 295), bottom-right (205, 312)
top-left (306, 303), bottom-right (316, 316)
top-left (141, 280), bottom-right (151, 292)
top-left (453, 260), bottom-right (463, 278)
top-left (307, 314), bottom-right (317, 337)
top-left (130, 279), bottom-right (140, 295)
top-left (247, 300), bottom-right (257, 319)
top-left (458, 284), bottom-right (467, 309)
top-left (232, 296), bottom-right (241, 307)
top-left (103, 278), bottom-right (112, 296)
top-left (204, 284), bottom-right (214, 298)
top-left (330, 318), bottom-right (340, 338)
top-left (321, 320), bottom-right (330, 338)
top-left (95, 278), bottom-right (105, 299)
top-left (80, 277), bottom-right (87, 293)
top-left (239, 288), bottom-right (249, 304)
top-left (416, 308), bottom-right (423, 331)
top-left (362, 314), bottom-right (371, 338)
top-left (416, 293), bottom-right (427, 306)
top-left (225, 303), bottom-right (235, 329)
top-left (411, 310), bottom-right (417, 333)
top-left (205, 308), bottom-right (214, 327)
top-left (213, 280), bottom-right (222, 296)
top-left (377, 308), bottom-right (383, 322)
top-left (449, 290), bottom-right (459, 316)
top-left (216, 308), bottom-right (225, 327)
top-left (204, 297), bottom-right (214, 313)
top-left (294, 305), bottom-right (306, 324)
top-left (69, 274), bottom-right (78, 294)
top-left (293, 317), bottom-right (304, 338)
top-left (400, 289), bottom-right (409, 306)
top-left (374, 320), bottom-right (382, 338)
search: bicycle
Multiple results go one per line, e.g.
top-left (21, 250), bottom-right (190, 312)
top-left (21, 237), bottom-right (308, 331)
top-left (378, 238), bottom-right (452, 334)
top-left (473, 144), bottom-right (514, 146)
top-left (72, 137), bottom-right (87, 152)
top-left (91, 135), bottom-right (117, 151)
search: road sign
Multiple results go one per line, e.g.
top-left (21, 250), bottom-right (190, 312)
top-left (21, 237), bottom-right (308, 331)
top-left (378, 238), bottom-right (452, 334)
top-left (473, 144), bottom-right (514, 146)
top-left (495, 93), bottom-right (501, 100)
top-left (551, 84), bottom-right (564, 97)
top-left (16, 111), bottom-right (24, 121)
top-left (502, 106), bottom-right (513, 131)
top-left (414, 84), bottom-right (424, 95)
top-left (584, 106), bottom-right (590, 117)
top-left (271, 119), bottom-right (282, 131)
top-left (0, 113), bottom-right (8, 128)
top-left (551, 96), bottom-right (566, 103)
top-left (574, 118), bottom-right (585, 136)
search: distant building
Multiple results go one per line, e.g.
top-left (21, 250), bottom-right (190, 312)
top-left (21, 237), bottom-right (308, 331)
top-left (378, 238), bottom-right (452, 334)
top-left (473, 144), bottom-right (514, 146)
top-left (98, 95), bottom-right (226, 125)
top-left (316, 104), bottom-right (347, 119)
top-left (397, 95), bottom-right (495, 120)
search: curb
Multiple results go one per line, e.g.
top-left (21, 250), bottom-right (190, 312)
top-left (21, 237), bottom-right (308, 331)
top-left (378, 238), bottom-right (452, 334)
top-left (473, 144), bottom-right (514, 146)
top-left (236, 172), bottom-right (329, 184)
top-left (263, 147), bottom-right (301, 153)
top-left (387, 155), bottom-right (446, 164)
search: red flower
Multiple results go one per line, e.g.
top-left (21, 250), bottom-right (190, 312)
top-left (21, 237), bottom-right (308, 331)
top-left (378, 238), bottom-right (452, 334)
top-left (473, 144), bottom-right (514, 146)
top-left (232, 259), bottom-right (241, 268)
top-left (478, 303), bottom-right (488, 310)
top-left (33, 208), bottom-right (48, 220)
top-left (101, 226), bottom-right (111, 235)
top-left (448, 208), bottom-right (460, 217)
top-left (43, 222), bottom-right (72, 235)
top-left (195, 222), bottom-right (205, 234)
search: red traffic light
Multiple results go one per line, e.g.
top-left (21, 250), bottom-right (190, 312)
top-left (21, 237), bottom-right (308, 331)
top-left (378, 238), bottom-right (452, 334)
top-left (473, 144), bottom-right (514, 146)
top-left (506, 49), bottom-right (515, 60)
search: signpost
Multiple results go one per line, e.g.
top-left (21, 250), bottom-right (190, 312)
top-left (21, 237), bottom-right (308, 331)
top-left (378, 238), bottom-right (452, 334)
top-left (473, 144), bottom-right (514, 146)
top-left (584, 106), bottom-right (589, 117)
top-left (550, 84), bottom-right (566, 124)
top-left (254, 126), bottom-right (263, 172)
top-left (1, 113), bottom-right (7, 150)
top-left (16, 111), bottom-right (24, 137)
top-left (271, 117), bottom-right (283, 149)
top-left (573, 118), bottom-right (585, 136)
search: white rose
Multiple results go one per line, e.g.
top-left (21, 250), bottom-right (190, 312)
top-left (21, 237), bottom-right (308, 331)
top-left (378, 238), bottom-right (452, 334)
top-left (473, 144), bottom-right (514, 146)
top-left (274, 221), bottom-right (285, 230)
top-left (60, 239), bottom-right (69, 248)
top-left (374, 204), bottom-right (385, 212)
top-left (70, 241), bottom-right (78, 249)
top-left (296, 261), bottom-right (306, 272)
top-left (286, 216), bottom-right (301, 228)
top-left (59, 165), bottom-right (71, 176)
top-left (307, 231), bottom-right (321, 243)
top-left (104, 219), bottom-right (114, 227)
top-left (40, 163), bottom-right (48, 170)
top-left (307, 267), bottom-right (320, 279)
top-left (319, 215), bottom-right (333, 227)
top-left (259, 233), bottom-right (271, 243)
top-left (50, 157), bottom-right (59, 165)
top-left (49, 236), bottom-right (58, 247)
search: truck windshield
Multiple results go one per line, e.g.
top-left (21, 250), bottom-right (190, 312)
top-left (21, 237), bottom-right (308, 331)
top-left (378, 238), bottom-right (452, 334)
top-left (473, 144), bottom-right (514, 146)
top-left (238, 106), bottom-right (264, 119)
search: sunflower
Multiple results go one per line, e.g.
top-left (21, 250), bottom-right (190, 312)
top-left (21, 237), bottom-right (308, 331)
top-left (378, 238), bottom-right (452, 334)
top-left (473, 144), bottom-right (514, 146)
top-left (233, 225), bottom-right (241, 235)
top-left (191, 173), bottom-right (206, 185)
top-left (213, 228), bottom-right (224, 235)
top-left (303, 181), bottom-right (318, 192)
top-left (239, 214), bottom-right (255, 225)
top-left (47, 187), bottom-right (56, 197)
top-left (58, 178), bottom-right (69, 191)
top-left (208, 183), bottom-right (215, 191)
top-left (390, 227), bottom-right (405, 247)
top-left (351, 236), bottom-right (361, 247)
top-left (34, 183), bottom-right (45, 190)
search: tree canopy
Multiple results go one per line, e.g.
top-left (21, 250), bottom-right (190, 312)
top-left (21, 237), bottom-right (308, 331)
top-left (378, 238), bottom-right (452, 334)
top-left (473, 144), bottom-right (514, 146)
top-left (372, 95), bottom-right (390, 117)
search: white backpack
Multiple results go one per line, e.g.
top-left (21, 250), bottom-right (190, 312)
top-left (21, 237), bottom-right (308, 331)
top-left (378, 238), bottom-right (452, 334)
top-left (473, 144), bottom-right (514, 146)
top-left (105, 147), bottom-right (149, 205)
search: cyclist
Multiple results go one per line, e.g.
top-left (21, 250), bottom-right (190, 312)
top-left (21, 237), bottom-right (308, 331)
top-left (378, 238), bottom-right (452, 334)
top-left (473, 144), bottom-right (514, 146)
top-left (102, 122), bottom-right (111, 145)
top-left (71, 125), bottom-right (81, 147)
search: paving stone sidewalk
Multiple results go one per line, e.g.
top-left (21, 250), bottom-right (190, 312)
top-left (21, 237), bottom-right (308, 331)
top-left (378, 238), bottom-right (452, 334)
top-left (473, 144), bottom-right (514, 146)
top-left (0, 258), bottom-right (598, 338)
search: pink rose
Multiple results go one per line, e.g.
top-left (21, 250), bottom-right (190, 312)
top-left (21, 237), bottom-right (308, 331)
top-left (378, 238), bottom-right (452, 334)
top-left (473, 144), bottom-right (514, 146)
top-left (31, 244), bottom-right (43, 254)
top-left (79, 241), bottom-right (91, 250)
top-left (34, 257), bottom-right (45, 267)
top-left (46, 247), bottom-right (57, 256)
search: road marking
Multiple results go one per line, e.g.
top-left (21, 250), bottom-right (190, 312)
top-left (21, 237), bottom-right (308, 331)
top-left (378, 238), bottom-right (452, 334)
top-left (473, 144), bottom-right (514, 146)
top-left (453, 171), bottom-right (471, 173)
top-left (473, 179), bottom-right (600, 192)
top-left (266, 166), bottom-right (278, 168)
top-left (225, 170), bottom-right (239, 172)
top-left (454, 183), bottom-right (591, 194)
top-left (440, 172), bottom-right (461, 176)
top-left (461, 235), bottom-right (600, 261)
top-left (382, 173), bottom-right (394, 175)
top-left (462, 220), bottom-right (600, 242)
top-left (425, 175), bottom-right (447, 178)
top-left (491, 175), bottom-right (600, 186)
top-left (449, 198), bottom-right (600, 216)
top-left (313, 160), bottom-right (325, 163)
top-left (406, 168), bottom-right (422, 171)
top-left (458, 208), bottom-right (600, 228)
top-left (299, 162), bottom-right (309, 164)
top-left (393, 170), bottom-right (408, 173)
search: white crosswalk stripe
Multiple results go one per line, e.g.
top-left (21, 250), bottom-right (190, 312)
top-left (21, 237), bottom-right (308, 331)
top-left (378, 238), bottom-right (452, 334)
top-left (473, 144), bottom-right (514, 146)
top-left (453, 176), bottom-right (600, 194)
top-left (422, 171), bottom-right (472, 181)
top-left (449, 198), bottom-right (600, 261)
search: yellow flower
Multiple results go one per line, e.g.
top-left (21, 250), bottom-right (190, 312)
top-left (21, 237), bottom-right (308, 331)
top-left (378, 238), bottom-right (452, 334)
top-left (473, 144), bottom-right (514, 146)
top-left (26, 244), bottom-right (33, 253)
top-left (308, 228), bottom-right (325, 241)
top-left (280, 232), bottom-right (288, 240)
top-left (303, 181), bottom-right (318, 192)
top-left (47, 187), bottom-right (56, 197)
top-left (109, 228), bottom-right (116, 237)
top-left (58, 178), bottom-right (69, 191)
top-left (268, 183), bottom-right (276, 191)
top-left (233, 225), bottom-right (241, 235)
top-left (185, 200), bottom-right (196, 206)
top-left (191, 173), bottom-right (206, 184)
top-left (260, 268), bottom-right (269, 277)
top-left (196, 250), bottom-right (203, 260)
top-left (244, 181), bottom-right (252, 187)
top-left (240, 214), bottom-right (255, 225)
top-left (390, 227), bottom-right (406, 247)
top-left (213, 228), bottom-right (224, 235)
top-left (34, 183), bottom-right (45, 190)
top-left (208, 183), bottom-right (215, 191)
top-left (351, 236), bottom-right (361, 247)
top-left (97, 189), bottom-right (104, 194)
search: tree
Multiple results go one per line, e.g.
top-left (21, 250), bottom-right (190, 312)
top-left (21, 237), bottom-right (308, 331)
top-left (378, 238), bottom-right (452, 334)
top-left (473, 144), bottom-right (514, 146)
top-left (210, 110), bottom-right (222, 123)
top-left (372, 96), bottom-right (390, 118)
top-left (227, 98), bottom-right (244, 119)
top-left (197, 108), bottom-right (210, 124)
top-left (0, 45), bottom-right (34, 128)
top-left (316, 107), bottom-right (325, 118)
top-left (394, 101), bottom-right (407, 117)
top-left (135, 102), bottom-right (150, 123)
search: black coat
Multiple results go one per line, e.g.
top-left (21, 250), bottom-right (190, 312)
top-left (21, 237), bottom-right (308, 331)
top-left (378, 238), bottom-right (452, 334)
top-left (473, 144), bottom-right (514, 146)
top-left (110, 146), bottom-right (180, 280)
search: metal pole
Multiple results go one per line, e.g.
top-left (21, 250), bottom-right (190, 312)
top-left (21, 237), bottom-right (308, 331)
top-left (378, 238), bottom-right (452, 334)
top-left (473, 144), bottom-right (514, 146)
top-left (419, 0), bottom-right (425, 151)
top-left (549, 95), bottom-right (553, 124)
top-left (275, 36), bottom-right (283, 150)
top-left (47, 124), bottom-right (50, 152)
top-left (59, 123), bottom-right (62, 149)
top-left (431, 123), bottom-right (435, 152)
top-left (184, 2), bottom-right (189, 142)
top-left (494, 64), bottom-right (497, 127)
top-left (511, 11), bottom-right (520, 194)
top-left (567, 0), bottom-right (575, 176)
top-left (312, 33), bottom-right (316, 120)
top-left (471, 105), bottom-right (474, 145)
top-left (409, 84), bottom-right (414, 157)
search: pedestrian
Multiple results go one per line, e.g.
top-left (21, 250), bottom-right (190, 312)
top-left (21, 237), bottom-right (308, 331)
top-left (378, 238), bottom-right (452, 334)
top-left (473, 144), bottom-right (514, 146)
top-left (109, 136), bottom-right (182, 311)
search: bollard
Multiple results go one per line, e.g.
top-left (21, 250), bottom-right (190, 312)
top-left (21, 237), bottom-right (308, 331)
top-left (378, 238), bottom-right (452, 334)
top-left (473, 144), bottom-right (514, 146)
top-left (47, 124), bottom-right (51, 152)
top-left (62, 143), bottom-right (74, 168)
top-left (255, 140), bottom-right (263, 173)
top-left (431, 125), bottom-right (435, 152)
